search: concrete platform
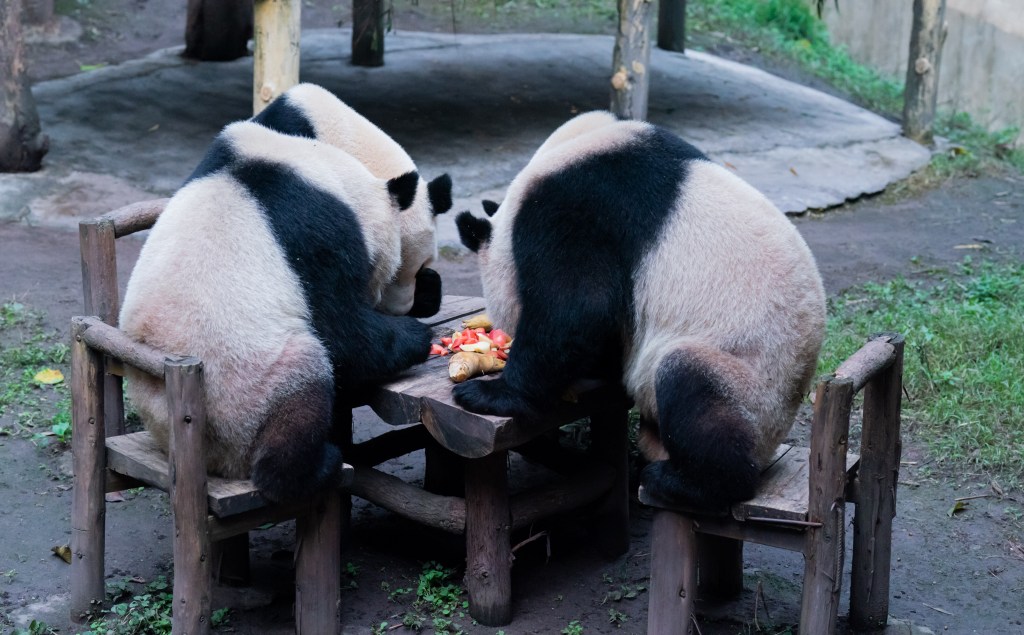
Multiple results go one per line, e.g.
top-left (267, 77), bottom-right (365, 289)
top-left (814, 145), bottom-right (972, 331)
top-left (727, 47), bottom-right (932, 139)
top-left (0, 29), bottom-right (932, 246)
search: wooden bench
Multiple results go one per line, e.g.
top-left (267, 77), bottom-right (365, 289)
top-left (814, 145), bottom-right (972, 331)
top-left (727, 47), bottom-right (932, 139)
top-left (642, 333), bottom-right (905, 635)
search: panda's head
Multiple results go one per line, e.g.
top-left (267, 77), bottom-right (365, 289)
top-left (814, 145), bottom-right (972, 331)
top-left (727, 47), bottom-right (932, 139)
top-left (377, 171), bottom-right (453, 317)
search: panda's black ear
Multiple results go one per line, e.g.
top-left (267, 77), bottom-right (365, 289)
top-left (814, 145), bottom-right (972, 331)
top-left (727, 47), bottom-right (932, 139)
top-left (428, 174), bottom-right (453, 215)
top-left (455, 211), bottom-right (491, 253)
top-left (481, 199), bottom-right (499, 217)
top-left (387, 171), bottom-right (419, 211)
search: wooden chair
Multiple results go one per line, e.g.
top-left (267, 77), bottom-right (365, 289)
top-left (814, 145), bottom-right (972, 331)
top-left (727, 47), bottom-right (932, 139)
top-left (641, 333), bottom-right (905, 635)
top-left (70, 200), bottom-right (352, 634)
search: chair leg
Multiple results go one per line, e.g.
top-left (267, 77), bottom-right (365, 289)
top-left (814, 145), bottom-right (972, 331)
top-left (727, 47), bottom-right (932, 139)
top-left (798, 504), bottom-right (846, 635)
top-left (697, 534), bottom-right (744, 599)
top-left (589, 399), bottom-right (631, 557)
top-left (70, 320), bottom-right (107, 621)
top-left (647, 510), bottom-right (697, 635)
top-left (464, 451), bottom-right (512, 627)
top-left (295, 490), bottom-right (343, 634)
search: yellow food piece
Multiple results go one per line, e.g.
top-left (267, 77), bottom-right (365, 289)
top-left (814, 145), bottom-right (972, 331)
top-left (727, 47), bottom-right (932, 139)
top-left (459, 340), bottom-right (493, 354)
top-left (448, 352), bottom-right (506, 383)
top-left (461, 314), bottom-right (493, 330)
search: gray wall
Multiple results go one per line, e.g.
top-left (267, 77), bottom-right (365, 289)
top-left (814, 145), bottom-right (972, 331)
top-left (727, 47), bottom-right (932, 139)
top-left (819, 0), bottom-right (1024, 145)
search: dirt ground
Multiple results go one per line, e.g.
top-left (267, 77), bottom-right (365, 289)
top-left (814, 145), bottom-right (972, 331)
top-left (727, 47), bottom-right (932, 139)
top-left (3, 2), bottom-right (1024, 634)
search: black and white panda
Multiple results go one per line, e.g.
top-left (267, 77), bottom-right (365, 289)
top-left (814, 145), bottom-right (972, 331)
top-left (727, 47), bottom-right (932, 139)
top-left (251, 83), bottom-right (453, 317)
top-left (454, 111), bottom-right (826, 509)
top-left (119, 120), bottom-right (433, 502)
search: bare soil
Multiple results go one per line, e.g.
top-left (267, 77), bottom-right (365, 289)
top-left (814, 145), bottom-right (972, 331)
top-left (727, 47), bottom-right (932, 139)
top-left (3, 2), bottom-right (1024, 634)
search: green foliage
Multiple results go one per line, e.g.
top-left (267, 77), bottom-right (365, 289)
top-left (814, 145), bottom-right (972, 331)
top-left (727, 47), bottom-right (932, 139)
top-left (0, 302), bottom-right (71, 443)
top-left (562, 620), bottom-right (584, 635)
top-left (85, 577), bottom-right (230, 634)
top-left (8, 620), bottom-right (59, 635)
top-left (378, 562), bottom-right (470, 633)
top-left (820, 259), bottom-right (1024, 483)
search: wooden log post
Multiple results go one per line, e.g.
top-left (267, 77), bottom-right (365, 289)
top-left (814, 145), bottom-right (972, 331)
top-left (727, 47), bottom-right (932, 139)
top-left (166, 358), bottom-right (212, 635)
top-left (252, 0), bottom-right (300, 115)
top-left (799, 377), bottom-right (854, 635)
top-left (850, 334), bottom-right (905, 630)
top-left (295, 491), bottom-right (343, 634)
top-left (464, 451), bottom-right (512, 626)
top-left (903, 0), bottom-right (947, 144)
top-left (611, 0), bottom-right (655, 120)
top-left (184, 0), bottom-right (253, 62)
top-left (70, 317), bottom-right (107, 621)
top-left (79, 219), bottom-right (125, 437)
top-left (647, 510), bottom-right (697, 635)
top-left (657, 0), bottom-right (686, 52)
top-left (0, 0), bottom-right (49, 172)
top-left (352, 0), bottom-right (385, 67)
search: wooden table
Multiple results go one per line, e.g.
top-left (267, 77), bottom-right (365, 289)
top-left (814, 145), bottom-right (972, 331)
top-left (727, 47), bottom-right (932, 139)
top-left (349, 296), bottom-right (632, 627)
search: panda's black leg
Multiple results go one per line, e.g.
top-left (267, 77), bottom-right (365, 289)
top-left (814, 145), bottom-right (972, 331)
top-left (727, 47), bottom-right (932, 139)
top-left (641, 348), bottom-right (761, 510)
top-left (453, 298), bottom-right (615, 417)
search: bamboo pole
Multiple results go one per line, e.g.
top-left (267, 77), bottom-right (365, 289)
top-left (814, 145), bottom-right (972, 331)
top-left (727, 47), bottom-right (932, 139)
top-left (252, 0), bottom-right (300, 115)
top-left (903, 0), bottom-right (947, 144)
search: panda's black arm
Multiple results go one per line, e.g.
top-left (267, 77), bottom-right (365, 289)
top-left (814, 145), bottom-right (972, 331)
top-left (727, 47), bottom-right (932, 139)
top-left (330, 308), bottom-right (432, 388)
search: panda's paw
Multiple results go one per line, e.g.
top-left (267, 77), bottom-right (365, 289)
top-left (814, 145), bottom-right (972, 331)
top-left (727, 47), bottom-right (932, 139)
top-left (407, 267), bottom-right (442, 318)
top-left (453, 377), bottom-right (538, 417)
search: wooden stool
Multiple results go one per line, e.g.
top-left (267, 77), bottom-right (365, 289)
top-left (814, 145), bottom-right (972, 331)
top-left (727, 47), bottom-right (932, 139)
top-left (71, 201), bottom-right (352, 634)
top-left (642, 333), bottom-right (904, 635)
top-left (352, 304), bottom-right (633, 627)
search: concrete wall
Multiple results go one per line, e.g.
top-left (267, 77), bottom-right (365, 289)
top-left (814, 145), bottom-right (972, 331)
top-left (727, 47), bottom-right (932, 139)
top-left (819, 0), bottom-right (1024, 144)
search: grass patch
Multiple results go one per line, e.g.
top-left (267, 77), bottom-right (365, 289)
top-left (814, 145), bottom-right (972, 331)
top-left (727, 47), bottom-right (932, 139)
top-left (820, 259), bottom-right (1024, 484)
top-left (0, 302), bottom-right (71, 444)
top-left (85, 576), bottom-right (231, 634)
top-left (377, 561), bottom-right (470, 633)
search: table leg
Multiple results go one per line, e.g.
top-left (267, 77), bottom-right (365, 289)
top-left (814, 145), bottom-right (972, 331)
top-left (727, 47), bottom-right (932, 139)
top-left (464, 451), bottom-right (512, 626)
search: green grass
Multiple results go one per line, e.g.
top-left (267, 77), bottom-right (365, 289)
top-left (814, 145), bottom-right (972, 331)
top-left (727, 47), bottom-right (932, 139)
top-left (85, 577), bottom-right (230, 634)
top-left (688, 0), bottom-right (1024, 177)
top-left (0, 302), bottom-right (71, 444)
top-left (377, 561), bottom-right (470, 634)
top-left (819, 259), bottom-right (1024, 484)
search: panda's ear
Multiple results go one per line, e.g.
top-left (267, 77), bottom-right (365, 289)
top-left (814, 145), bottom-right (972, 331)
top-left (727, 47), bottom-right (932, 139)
top-left (387, 171), bottom-right (419, 211)
top-left (428, 174), bottom-right (453, 215)
top-left (455, 211), bottom-right (491, 253)
top-left (481, 199), bottom-right (499, 217)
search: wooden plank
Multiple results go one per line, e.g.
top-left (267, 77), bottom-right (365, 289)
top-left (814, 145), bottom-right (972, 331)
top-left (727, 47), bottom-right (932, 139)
top-left (611, 0), bottom-right (654, 120)
top-left (106, 431), bottom-right (273, 517)
top-left (252, 0), bottom-right (300, 115)
top-left (420, 296), bottom-right (488, 327)
top-left (166, 357), bottom-right (212, 635)
top-left (850, 334), bottom-right (905, 630)
top-left (70, 318), bottom-right (107, 621)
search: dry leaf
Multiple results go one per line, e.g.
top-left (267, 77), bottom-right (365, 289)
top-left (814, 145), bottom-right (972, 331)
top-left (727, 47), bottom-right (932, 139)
top-left (105, 491), bottom-right (126, 503)
top-left (789, 166), bottom-right (799, 176)
top-left (34, 369), bottom-right (64, 385)
top-left (953, 244), bottom-right (985, 250)
top-left (147, 124), bottom-right (160, 132)
top-left (947, 500), bottom-right (968, 517)
top-left (52, 544), bottom-right (72, 564)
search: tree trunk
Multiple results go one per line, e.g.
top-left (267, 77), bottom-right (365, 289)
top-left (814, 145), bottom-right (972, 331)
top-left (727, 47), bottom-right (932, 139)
top-left (903, 0), bottom-right (947, 145)
top-left (23, 0), bottom-right (54, 27)
top-left (184, 0), bottom-right (253, 62)
top-left (0, 0), bottom-right (49, 172)
top-left (610, 0), bottom-right (654, 120)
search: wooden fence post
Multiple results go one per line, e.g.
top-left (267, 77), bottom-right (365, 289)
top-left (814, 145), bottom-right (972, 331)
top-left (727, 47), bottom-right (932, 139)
top-left (657, 0), bottom-right (686, 52)
top-left (253, 0), bottom-right (300, 115)
top-left (611, 0), bottom-right (654, 120)
top-left (903, 0), bottom-right (947, 144)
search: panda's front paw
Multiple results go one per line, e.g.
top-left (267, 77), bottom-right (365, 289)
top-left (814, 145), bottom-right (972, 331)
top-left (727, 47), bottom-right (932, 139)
top-left (407, 267), bottom-right (442, 318)
top-left (452, 377), bottom-right (505, 415)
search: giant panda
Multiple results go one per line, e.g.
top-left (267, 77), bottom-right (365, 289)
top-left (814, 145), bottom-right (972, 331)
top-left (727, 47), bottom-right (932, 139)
top-left (251, 83), bottom-right (453, 317)
top-left (453, 112), bottom-right (826, 509)
top-left (119, 120), bottom-right (433, 502)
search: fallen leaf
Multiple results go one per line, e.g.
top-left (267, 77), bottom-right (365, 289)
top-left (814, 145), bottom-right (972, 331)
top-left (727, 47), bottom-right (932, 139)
top-left (105, 491), bottom-right (126, 503)
top-left (953, 244), bottom-right (985, 250)
top-left (33, 369), bottom-right (64, 385)
top-left (147, 124), bottom-right (160, 132)
top-left (947, 500), bottom-right (968, 517)
top-left (52, 544), bottom-right (72, 564)
top-left (789, 166), bottom-right (799, 176)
